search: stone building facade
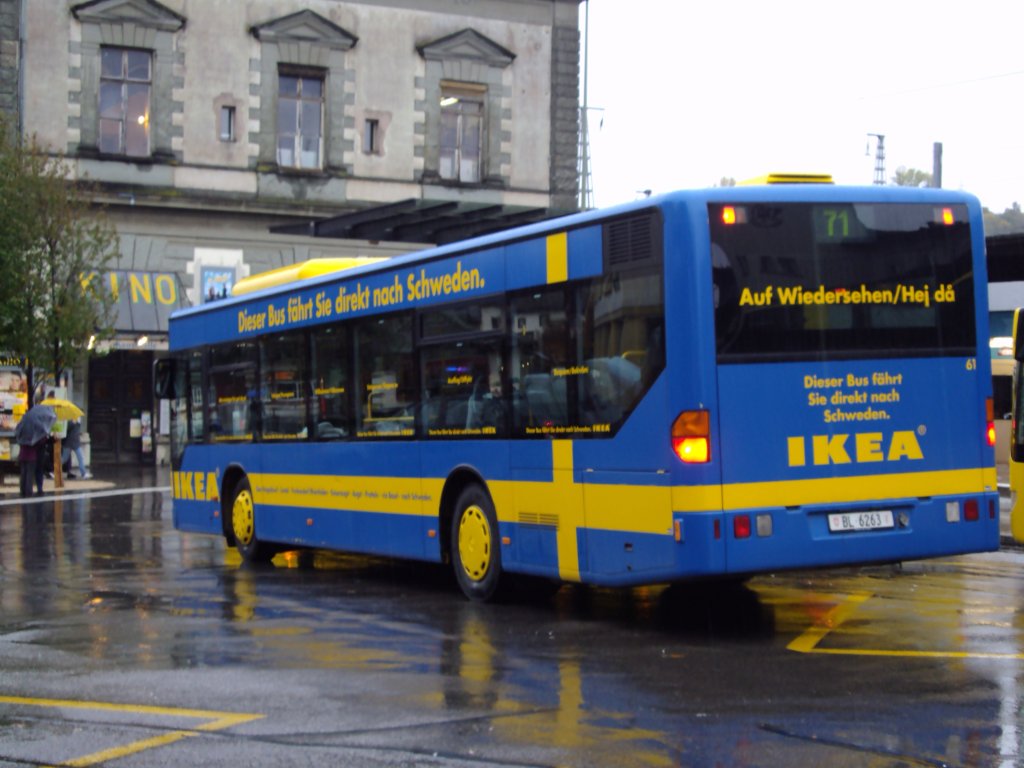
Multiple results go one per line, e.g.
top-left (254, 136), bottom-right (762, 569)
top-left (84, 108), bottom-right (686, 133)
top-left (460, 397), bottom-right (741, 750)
top-left (3, 0), bottom-right (580, 465)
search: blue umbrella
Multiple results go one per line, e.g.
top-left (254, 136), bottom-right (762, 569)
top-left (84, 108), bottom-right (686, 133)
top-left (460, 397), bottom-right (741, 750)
top-left (14, 404), bottom-right (56, 446)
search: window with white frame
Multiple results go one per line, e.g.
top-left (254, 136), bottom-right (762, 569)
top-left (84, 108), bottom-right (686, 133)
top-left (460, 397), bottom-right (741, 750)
top-left (363, 118), bottom-right (379, 154)
top-left (277, 71), bottom-right (324, 170)
top-left (219, 106), bottom-right (236, 142)
top-left (99, 47), bottom-right (152, 156)
top-left (439, 84), bottom-right (484, 183)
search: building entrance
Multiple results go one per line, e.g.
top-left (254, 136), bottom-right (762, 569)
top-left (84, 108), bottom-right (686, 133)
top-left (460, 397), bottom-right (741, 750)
top-left (88, 350), bottom-right (154, 465)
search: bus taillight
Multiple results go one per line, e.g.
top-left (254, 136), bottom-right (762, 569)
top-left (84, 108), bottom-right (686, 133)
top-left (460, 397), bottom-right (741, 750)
top-left (986, 397), bottom-right (996, 447)
top-left (721, 206), bottom-right (747, 225)
top-left (672, 410), bottom-right (710, 463)
top-left (964, 499), bottom-right (979, 521)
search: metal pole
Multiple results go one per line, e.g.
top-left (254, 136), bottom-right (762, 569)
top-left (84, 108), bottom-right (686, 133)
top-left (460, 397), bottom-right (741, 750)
top-left (577, 0), bottom-right (592, 210)
top-left (868, 134), bottom-right (886, 185)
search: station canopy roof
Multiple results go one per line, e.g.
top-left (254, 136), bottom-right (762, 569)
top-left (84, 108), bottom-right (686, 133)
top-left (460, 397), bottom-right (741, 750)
top-left (270, 198), bottom-right (573, 245)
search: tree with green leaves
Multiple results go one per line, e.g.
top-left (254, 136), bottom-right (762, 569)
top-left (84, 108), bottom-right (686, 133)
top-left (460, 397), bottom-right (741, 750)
top-left (0, 121), bottom-right (118, 404)
top-left (983, 202), bottom-right (1024, 235)
top-left (892, 166), bottom-right (933, 188)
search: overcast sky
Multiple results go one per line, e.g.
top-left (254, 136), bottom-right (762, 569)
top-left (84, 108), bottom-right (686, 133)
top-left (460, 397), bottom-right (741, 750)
top-left (580, 0), bottom-right (1024, 212)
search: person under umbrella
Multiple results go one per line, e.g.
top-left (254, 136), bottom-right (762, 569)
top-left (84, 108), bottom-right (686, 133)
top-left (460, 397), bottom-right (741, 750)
top-left (61, 418), bottom-right (90, 479)
top-left (14, 404), bottom-right (56, 498)
top-left (39, 394), bottom-right (84, 485)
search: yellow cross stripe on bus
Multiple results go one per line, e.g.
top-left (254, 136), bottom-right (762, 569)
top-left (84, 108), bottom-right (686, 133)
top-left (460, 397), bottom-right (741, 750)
top-left (237, 467), bottom-right (991, 520)
top-left (539, 440), bottom-right (583, 581)
top-left (787, 593), bottom-right (1024, 659)
top-left (546, 232), bottom-right (568, 284)
top-left (0, 695), bottom-right (263, 766)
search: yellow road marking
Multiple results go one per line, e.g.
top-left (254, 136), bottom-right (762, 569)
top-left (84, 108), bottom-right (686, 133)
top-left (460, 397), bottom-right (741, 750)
top-left (0, 695), bottom-right (263, 766)
top-left (786, 592), bottom-right (872, 654)
top-left (786, 593), bottom-right (1024, 659)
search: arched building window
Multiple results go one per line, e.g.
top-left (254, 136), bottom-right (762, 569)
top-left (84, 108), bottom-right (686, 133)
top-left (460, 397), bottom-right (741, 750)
top-left (72, 0), bottom-right (186, 161)
top-left (250, 10), bottom-right (357, 174)
top-left (418, 29), bottom-right (514, 188)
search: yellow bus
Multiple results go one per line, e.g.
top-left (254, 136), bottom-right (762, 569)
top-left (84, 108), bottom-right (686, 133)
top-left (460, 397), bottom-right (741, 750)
top-left (1009, 310), bottom-right (1024, 541)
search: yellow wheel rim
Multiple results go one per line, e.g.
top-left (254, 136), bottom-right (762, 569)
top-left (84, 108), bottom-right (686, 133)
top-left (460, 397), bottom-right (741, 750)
top-left (457, 504), bottom-right (491, 582)
top-left (232, 489), bottom-right (255, 545)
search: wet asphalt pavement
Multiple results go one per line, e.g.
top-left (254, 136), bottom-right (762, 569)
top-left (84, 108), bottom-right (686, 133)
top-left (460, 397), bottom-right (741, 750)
top-left (0, 469), bottom-right (1023, 766)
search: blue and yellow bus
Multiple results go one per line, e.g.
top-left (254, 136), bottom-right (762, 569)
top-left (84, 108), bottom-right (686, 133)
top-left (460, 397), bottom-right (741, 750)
top-left (158, 179), bottom-right (1000, 600)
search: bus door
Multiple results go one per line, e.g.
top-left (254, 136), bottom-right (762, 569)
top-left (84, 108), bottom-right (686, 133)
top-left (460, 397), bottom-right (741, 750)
top-left (508, 286), bottom-right (585, 582)
top-left (1009, 309), bottom-right (1024, 542)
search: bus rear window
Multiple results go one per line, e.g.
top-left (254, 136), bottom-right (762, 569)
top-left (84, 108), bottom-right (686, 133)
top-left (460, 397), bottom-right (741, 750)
top-left (710, 203), bottom-right (975, 362)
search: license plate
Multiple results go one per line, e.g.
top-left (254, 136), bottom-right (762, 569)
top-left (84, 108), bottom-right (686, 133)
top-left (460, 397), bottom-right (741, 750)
top-left (828, 510), bottom-right (894, 533)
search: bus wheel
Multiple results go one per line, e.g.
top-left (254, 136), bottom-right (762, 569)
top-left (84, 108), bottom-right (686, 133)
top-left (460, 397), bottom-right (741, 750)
top-left (230, 476), bottom-right (274, 564)
top-left (451, 484), bottom-right (502, 602)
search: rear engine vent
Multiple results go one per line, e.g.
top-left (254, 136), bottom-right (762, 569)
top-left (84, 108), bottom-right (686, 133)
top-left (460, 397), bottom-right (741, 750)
top-left (518, 512), bottom-right (560, 530)
top-left (602, 209), bottom-right (664, 273)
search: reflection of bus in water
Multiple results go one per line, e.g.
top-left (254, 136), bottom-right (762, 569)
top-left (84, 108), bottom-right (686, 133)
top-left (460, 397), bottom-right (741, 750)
top-left (0, 358), bottom-right (28, 470)
top-left (160, 179), bottom-right (999, 601)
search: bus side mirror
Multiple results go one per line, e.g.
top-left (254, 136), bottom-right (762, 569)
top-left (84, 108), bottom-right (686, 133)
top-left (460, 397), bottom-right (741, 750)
top-left (154, 358), bottom-right (177, 399)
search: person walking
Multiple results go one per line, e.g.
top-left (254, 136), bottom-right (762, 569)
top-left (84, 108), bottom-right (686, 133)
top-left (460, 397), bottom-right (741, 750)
top-left (61, 418), bottom-right (90, 478)
top-left (14, 403), bottom-right (56, 498)
top-left (18, 438), bottom-right (39, 497)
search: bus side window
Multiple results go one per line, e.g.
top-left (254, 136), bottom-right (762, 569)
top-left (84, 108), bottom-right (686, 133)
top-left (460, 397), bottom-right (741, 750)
top-left (421, 340), bottom-right (506, 437)
top-left (208, 342), bottom-right (257, 442)
top-left (187, 350), bottom-right (204, 443)
top-left (510, 287), bottom-right (570, 434)
top-left (355, 314), bottom-right (414, 438)
top-left (419, 302), bottom-right (507, 438)
top-left (260, 330), bottom-right (308, 441)
top-left (311, 325), bottom-right (352, 440)
top-left (578, 270), bottom-right (664, 431)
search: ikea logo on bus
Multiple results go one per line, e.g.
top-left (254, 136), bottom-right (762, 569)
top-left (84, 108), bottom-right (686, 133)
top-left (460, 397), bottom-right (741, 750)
top-left (173, 471), bottom-right (220, 501)
top-left (786, 430), bottom-right (924, 466)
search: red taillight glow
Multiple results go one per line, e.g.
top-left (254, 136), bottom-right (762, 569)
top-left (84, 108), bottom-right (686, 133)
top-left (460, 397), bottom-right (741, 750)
top-left (675, 437), bottom-right (709, 463)
top-left (733, 515), bottom-right (751, 539)
top-left (987, 422), bottom-right (997, 447)
top-left (965, 499), bottom-right (979, 521)
top-left (672, 410), bottom-right (710, 463)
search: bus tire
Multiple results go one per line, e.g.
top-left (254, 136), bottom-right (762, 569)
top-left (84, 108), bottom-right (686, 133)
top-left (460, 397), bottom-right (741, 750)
top-left (229, 476), bottom-right (275, 564)
top-left (451, 484), bottom-right (502, 602)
